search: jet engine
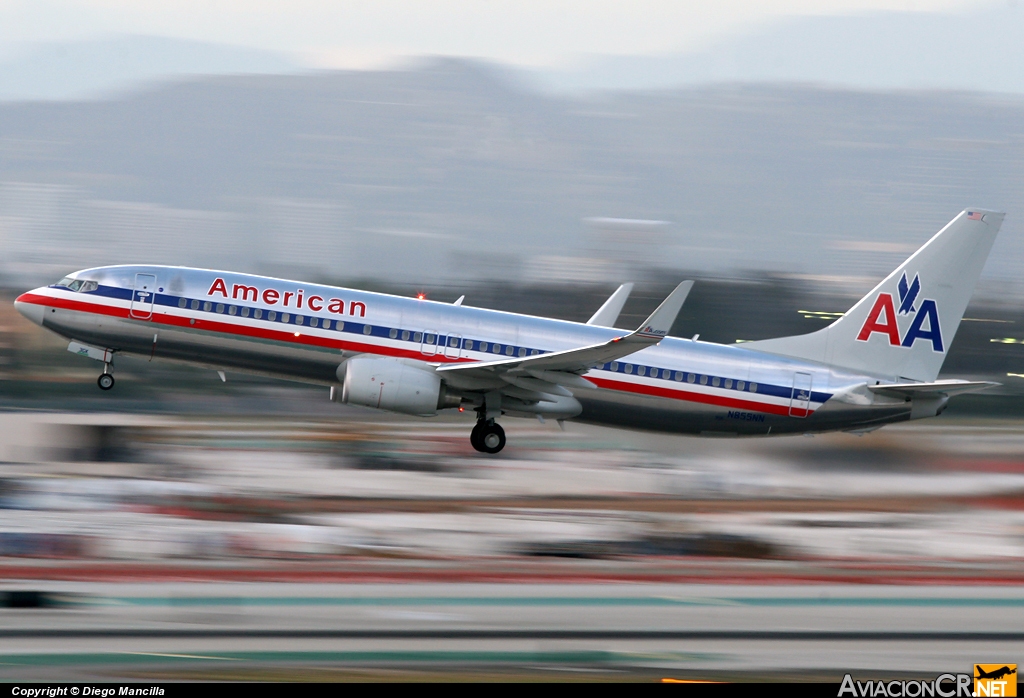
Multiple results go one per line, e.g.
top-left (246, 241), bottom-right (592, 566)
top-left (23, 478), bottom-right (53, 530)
top-left (340, 357), bottom-right (459, 416)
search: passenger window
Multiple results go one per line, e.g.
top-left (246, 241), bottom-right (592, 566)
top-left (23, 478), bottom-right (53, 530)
top-left (725, 379), bottom-right (732, 389)
top-left (414, 332), bottom-right (422, 342)
top-left (364, 325), bottom-right (373, 335)
top-left (638, 366), bottom-right (647, 376)
top-left (492, 344), bottom-right (500, 353)
top-left (479, 342), bottom-right (488, 352)
top-left (402, 330), bottom-right (410, 341)
top-left (389, 328), bottom-right (398, 339)
top-left (268, 311), bottom-right (276, 321)
top-left (610, 362), bottom-right (619, 372)
top-left (241, 307), bottom-right (250, 317)
top-left (700, 375), bottom-right (708, 385)
top-left (675, 371), bottom-right (683, 381)
top-left (203, 301), bottom-right (212, 312)
top-left (191, 300), bottom-right (199, 310)
top-left (310, 317), bottom-right (318, 327)
top-left (625, 365), bottom-right (633, 374)
top-left (178, 298), bottom-right (187, 308)
top-left (450, 337), bottom-right (458, 347)
top-left (531, 349), bottom-right (539, 355)
top-left (505, 345), bottom-right (514, 356)
top-left (518, 347), bottom-right (526, 357)
top-left (712, 377), bottom-right (720, 387)
top-left (737, 381), bottom-right (745, 391)
top-left (465, 340), bottom-right (474, 350)
top-left (749, 383), bottom-right (758, 393)
top-left (229, 306), bottom-right (237, 316)
top-left (281, 313), bottom-right (290, 323)
top-left (687, 373), bottom-right (695, 383)
top-left (295, 315), bottom-right (304, 325)
top-left (216, 303), bottom-right (225, 313)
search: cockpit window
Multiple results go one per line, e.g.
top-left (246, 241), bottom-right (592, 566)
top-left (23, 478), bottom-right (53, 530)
top-left (54, 277), bottom-right (98, 292)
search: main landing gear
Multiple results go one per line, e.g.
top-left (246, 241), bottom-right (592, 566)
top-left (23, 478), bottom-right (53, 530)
top-left (97, 365), bottom-right (115, 391)
top-left (470, 419), bottom-right (506, 454)
top-left (470, 391), bottom-right (506, 454)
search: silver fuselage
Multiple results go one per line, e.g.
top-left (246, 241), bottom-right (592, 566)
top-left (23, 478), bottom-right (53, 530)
top-left (16, 265), bottom-right (913, 435)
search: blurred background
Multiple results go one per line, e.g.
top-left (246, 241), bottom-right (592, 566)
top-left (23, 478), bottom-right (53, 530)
top-left (2, 0), bottom-right (1024, 682)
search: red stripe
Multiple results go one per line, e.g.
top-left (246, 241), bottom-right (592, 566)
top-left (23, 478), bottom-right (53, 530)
top-left (588, 376), bottom-right (800, 417)
top-left (20, 292), bottom-right (810, 416)
top-left (19, 292), bottom-right (466, 364)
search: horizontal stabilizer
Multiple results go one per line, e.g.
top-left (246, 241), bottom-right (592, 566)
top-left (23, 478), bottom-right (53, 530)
top-left (868, 380), bottom-right (999, 399)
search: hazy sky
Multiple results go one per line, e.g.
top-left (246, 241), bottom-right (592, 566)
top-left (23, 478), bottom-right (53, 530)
top-left (0, 0), bottom-right (989, 67)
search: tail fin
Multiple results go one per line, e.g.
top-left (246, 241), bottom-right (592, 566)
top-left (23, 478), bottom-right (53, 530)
top-left (746, 209), bottom-right (1005, 382)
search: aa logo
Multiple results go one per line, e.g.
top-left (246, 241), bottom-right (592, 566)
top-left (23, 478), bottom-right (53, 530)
top-left (856, 272), bottom-right (944, 352)
top-left (975, 664), bottom-right (1017, 697)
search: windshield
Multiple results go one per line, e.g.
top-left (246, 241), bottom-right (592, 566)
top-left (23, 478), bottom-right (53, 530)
top-left (54, 277), bottom-right (97, 292)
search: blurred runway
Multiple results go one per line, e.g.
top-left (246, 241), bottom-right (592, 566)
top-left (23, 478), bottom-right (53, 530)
top-left (3, 412), bottom-right (1024, 679)
top-left (1, 582), bottom-right (1021, 680)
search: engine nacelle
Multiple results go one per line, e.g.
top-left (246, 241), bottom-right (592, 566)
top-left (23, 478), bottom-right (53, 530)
top-left (340, 357), bottom-right (451, 416)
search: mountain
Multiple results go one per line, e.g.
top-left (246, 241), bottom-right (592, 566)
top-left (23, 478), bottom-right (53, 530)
top-left (1, 59), bottom-right (1023, 290)
top-left (0, 35), bottom-right (301, 101)
top-left (535, 6), bottom-right (1024, 94)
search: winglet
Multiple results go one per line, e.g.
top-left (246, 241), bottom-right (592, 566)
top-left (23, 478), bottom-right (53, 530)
top-left (587, 283), bottom-right (634, 327)
top-left (631, 281), bottom-right (693, 341)
top-left (437, 280), bottom-right (693, 376)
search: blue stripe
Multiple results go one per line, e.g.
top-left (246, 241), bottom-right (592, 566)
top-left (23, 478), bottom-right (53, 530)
top-left (57, 284), bottom-right (834, 407)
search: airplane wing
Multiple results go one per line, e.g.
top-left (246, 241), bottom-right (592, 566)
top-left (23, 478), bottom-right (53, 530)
top-left (867, 379), bottom-right (999, 399)
top-left (437, 281), bottom-right (692, 395)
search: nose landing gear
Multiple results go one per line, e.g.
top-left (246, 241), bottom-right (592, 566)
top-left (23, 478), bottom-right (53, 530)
top-left (470, 420), bottom-right (506, 454)
top-left (97, 365), bottom-right (115, 391)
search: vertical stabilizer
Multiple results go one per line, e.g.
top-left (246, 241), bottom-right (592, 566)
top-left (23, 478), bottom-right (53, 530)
top-left (745, 209), bottom-right (1005, 382)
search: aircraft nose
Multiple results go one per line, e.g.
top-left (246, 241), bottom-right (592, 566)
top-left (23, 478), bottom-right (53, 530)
top-left (14, 292), bottom-right (45, 326)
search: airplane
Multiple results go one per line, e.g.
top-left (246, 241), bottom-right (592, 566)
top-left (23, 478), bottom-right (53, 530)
top-left (13, 208), bottom-right (1004, 454)
top-left (975, 666), bottom-right (1016, 681)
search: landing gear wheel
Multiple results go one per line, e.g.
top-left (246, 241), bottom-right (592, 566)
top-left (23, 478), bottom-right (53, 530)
top-left (470, 422), bottom-right (486, 452)
top-left (97, 373), bottom-right (115, 391)
top-left (479, 422), bottom-right (506, 454)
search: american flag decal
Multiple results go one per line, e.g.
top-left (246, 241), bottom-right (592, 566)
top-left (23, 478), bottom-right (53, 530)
top-left (967, 211), bottom-right (985, 221)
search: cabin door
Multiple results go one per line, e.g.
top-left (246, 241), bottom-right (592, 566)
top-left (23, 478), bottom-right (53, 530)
top-left (789, 372), bottom-right (813, 418)
top-left (130, 273), bottom-right (157, 320)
